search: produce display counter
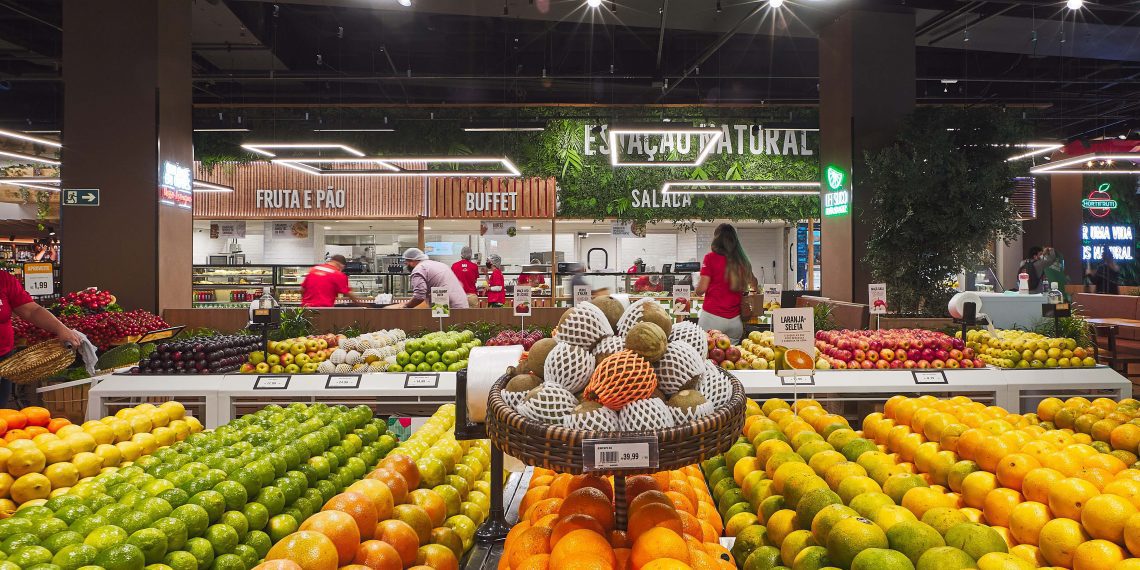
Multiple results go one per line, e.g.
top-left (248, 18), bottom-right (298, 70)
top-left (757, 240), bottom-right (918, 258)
top-left (86, 374), bottom-right (224, 427)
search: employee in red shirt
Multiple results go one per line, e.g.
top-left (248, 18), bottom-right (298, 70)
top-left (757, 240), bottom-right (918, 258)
top-left (695, 224), bottom-right (757, 344)
top-left (0, 271), bottom-right (81, 407)
top-left (451, 246), bottom-right (479, 295)
top-left (301, 255), bottom-right (366, 307)
top-left (486, 254), bottom-right (506, 307)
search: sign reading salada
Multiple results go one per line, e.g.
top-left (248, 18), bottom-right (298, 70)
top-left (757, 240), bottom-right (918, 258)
top-left (631, 189), bottom-right (693, 209)
top-left (256, 189), bottom-right (346, 210)
top-left (583, 124), bottom-right (816, 159)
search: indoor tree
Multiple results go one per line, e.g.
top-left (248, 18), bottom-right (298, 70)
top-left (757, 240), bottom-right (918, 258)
top-left (863, 108), bottom-right (1027, 315)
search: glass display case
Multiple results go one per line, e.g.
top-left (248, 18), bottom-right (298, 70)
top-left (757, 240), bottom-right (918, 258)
top-left (192, 265), bottom-right (275, 306)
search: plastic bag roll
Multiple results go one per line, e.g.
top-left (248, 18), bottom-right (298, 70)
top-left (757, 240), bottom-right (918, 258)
top-left (465, 345), bottom-right (525, 423)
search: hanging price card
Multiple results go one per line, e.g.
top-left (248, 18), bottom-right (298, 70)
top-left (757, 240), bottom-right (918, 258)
top-left (325, 375), bottom-right (361, 389)
top-left (23, 263), bottom-right (53, 296)
top-left (583, 436), bottom-right (659, 471)
top-left (254, 376), bottom-right (290, 389)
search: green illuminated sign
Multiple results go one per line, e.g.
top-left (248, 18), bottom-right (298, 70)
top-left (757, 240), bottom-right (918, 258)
top-left (823, 165), bottom-right (850, 216)
top-left (1083, 182), bottom-right (1117, 218)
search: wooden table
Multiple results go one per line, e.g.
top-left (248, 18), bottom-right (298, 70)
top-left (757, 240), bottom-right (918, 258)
top-left (1086, 318), bottom-right (1140, 383)
top-left (1087, 317), bottom-right (1140, 327)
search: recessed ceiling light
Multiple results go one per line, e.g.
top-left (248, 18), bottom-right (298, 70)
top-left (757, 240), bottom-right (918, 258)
top-left (324, 226), bottom-right (332, 230)
top-left (1066, 0), bottom-right (1083, 9)
top-left (424, 226), bottom-right (432, 230)
top-left (587, 0), bottom-right (602, 7)
top-left (768, 0), bottom-right (784, 8)
top-left (397, 0), bottom-right (411, 6)
top-left (193, 128), bottom-right (250, 132)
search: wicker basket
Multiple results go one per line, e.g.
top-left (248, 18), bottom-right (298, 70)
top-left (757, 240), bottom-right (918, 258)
top-left (486, 365), bottom-right (745, 475)
top-left (0, 341), bottom-right (76, 384)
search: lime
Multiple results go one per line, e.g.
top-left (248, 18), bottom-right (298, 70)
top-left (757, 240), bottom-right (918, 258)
top-left (266, 514), bottom-right (298, 543)
top-left (52, 543), bottom-right (98, 570)
top-left (69, 515), bottom-right (109, 538)
top-left (32, 518), bottom-right (69, 541)
top-left (107, 484), bottom-right (138, 501)
top-left (169, 505), bottom-right (209, 539)
top-left (231, 543), bottom-right (258, 568)
top-left (53, 505), bottom-right (92, 527)
top-left (127, 529), bottom-right (168, 565)
top-left (117, 511), bottom-right (154, 535)
top-left (211, 553), bottom-right (244, 570)
top-left (203, 524), bottom-right (238, 556)
top-left (242, 530), bottom-right (271, 558)
top-left (183, 537), bottom-right (213, 569)
top-left (41, 531), bottom-right (85, 554)
top-left (1, 533), bottom-right (40, 555)
top-left (254, 486), bottom-right (285, 516)
top-left (97, 504), bottom-right (130, 522)
top-left (219, 512), bottom-right (248, 542)
top-left (241, 502), bottom-right (268, 533)
top-left (119, 491), bottom-right (149, 509)
top-left (229, 469), bottom-right (261, 498)
top-left (315, 480), bottom-right (337, 504)
top-left (187, 491), bottom-right (225, 523)
top-left (93, 543), bottom-right (145, 570)
top-left (149, 518), bottom-right (186, 554)
top-left (46, 496), bottom-right (84, 512)
top-left (0, 519), bottom-right (34, 540)
top-left (273, 477), bottom-right (303, 504)
top-left (15, 507), bottom-right (53, 521)
top-left (8, 545), bottom-right (52, 566)
top-left (83, 525), bottom-right (128, 552)
top-left (161, 551), bottom-right (198, 570)
top-left (210, 482), bottom-right (246, 512)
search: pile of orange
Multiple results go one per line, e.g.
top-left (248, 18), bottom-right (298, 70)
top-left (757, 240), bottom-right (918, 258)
top-left (1038, 396), bottom-right (1140, 458)
top-left (505, 468), bottom-right (732, 570)
top-left (0, 406), bottom-right (71, 442)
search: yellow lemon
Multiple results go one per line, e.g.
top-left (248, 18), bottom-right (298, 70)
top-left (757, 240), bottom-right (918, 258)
top-left (93, 444), bottom-right (121, 468)
top-left (8, 447), bottom-right (45, 478)
top-left (148, 409), bottom-right (171, 428)
top-left (31, 433), bottom-right (58, 445)
top-left (49, 487), bottom-right (71, 498)
top-left (159, 401), bottom-right (186, 420)
top-left (168, 420), bottom-right (190, 441)
top-left (115, 407), bottom-right (140, 420)
top-left (43, 462), bottom-right (79, 489)
top-left (10, 473), bottom-right (51, 504)
top-left (151, 427), bottom-right (176, 448)
top-left (134, 403), bottom-right (157, 412)
top-left (107, 419), bottom-right (132, 443)
top-left (116, 440), bottom-right (142, 462)
top-left (82, 422), bottom-right (114, 445)
top-left (128, 415), bottom-right (153, 435)
top-left (0, 473), bottom-right (13, 498)
top-left (131, 433), bottom-right (158, 456)
top-left (54, 424), bottom-right (84, 438)
top-left (38, 439), bottom-right (73, 465)
top-left (5, 439), bottom-right (36, 453)
top-left (185, 417), bottom-right (204, 433)
top-left (0, 446), bottom-right (13, 471)
top-left (71, 452), bottom-right (102, 478)
top-left (63, 432), bottom-right (96, 454)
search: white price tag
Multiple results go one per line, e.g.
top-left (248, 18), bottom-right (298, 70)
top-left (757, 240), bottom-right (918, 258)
top-left (869, 283), bottom-right (888, 315)
top-left (573, 285), bottom-right (591, 306)
top-left (913, 370), bottom-right (948, 385)
top-left (23, 263), bottom-right (53, 296)
top-left (514, 285), bottom-right (532, 316)
top-left (583, 436), bottom-right (659, 471)
top-left (404, 373), bottom-right (439, 388)
top-left (253, 376), bottom-right (290, 389)
top-left (431, 287), bottom-right (450, 318)
top-left (325, 375), bottom-right (361, 389)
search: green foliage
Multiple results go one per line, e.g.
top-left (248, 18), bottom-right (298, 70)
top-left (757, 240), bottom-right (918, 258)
top-left (813, 303), bottom-right (836, 331)
top-left (1032, 304), bottom-right (1093, 348)
top-left (863, 108), bottom-right (1028, 316)
top-left (270, 308), bottom-right (315, 341)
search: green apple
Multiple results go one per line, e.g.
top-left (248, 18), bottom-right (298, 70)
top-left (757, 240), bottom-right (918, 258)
top-left (417, 362), bottom-right (432, 372)
top-left (425, 351), bottom-right (441, 364)
top-left (410, 351), bottom-right (426, 365)
top-left (270, 365), bottom-right (285, 374)
top-left (387, 364), bottom-right (404, 373)
top-left (249, 352), bottom-right (266, 365)
top-left (431, 362), bottom-right (447, 372)
top-left (441, 351), bottom-right (459, 365)
top-left (285, 364), bottom-right (300, 374)
top-left (404, 364), bottom-right (417, 372)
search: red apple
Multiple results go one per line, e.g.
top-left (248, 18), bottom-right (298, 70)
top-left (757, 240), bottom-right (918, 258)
top-left (710, 348), bottom-right (726, 362)
top-left (854, 349), bottom-right (866, 362)
top-left (917, 360), bottom-right (930, 369)
top-left (726, 347), bottom-right (741, 361)
top-left (932, 359), bottom-right (945, 369)
top-left (946, 359), bottom-right (960, 369)
top-left (875, 359), bottom-right (890, 369)
top-left (847, 360), bottom-right (859, 369)
top-left (860, 360), bottom-right (873, 369)
top-left (866, 351), bottom-right (879, 363)
top-left (973, 358), bottom-right (984, 368)
top-left (961, 359), bottom-right (974, 368)
top-left (880, 348), bottom-right (895, 361)
top-left (889, 359), bottom-right (902, 369)
top-left (903, 360), bottom-right (916, 369)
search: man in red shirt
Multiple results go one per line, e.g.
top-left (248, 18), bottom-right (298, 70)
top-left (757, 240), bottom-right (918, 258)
top-left (301, 255), bottom-right (365, 307)
top-left (451, 246), bottom-right (479, 295)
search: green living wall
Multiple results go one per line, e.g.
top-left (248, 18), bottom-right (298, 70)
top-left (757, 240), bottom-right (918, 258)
top-left (194, 107), bottom-right (821, 224)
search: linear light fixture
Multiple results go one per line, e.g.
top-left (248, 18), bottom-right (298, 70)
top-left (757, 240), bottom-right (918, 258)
top-left (194, 128), bottom-right (251, 133)
top-left (271, 158), bottom-right (401, 176)
top-left (0, 129), bottom-right (61, 148)
top-left (192, 180), bottom-right (236, 193)
top-left (312, 128), bottom-right (396, 132)
top-left (268, 156), bottom-right (521, 177)
top-left (660, 180), bottom-right (820, 195)
top-left (240, 143), bottom-right (365, 158)
top-left (608, 125), bottom-right (723, 167)
top-left (0, 178), bottom-right (61, 192)
top-left (462, 122), bottom-right (546, 132)
top-left (22, 130), bottom-right (60, 134)
top-left (1030, 153), bottom-right (1140, 175)
top-left (0, 149), bottom-right (60, 165)
top-left (1006, 143), bottom-right (1064, 162)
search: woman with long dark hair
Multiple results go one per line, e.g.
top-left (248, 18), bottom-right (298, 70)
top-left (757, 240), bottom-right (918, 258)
top-left (695, 223), bottom-right (758, 343)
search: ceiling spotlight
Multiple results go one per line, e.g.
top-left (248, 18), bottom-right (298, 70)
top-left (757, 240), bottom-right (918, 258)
top-left (1066, 0), bottom-right (1082, 9)
top-left (397, 0), bottom-right (411, 6)
top-left (768, 0), bottom-right (784, 8)
top-left (47, 227), bottom-right (55, 236)
top-left (586, 0), bottom-right (602, 7)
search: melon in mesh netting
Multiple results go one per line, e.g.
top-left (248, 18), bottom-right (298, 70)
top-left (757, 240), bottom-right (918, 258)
top-left (698, 362), bottom-right (734, 408)
top-left (619, 397), bottom-right (677, 432)
top-left (669, 321), bottom-right (709, 359)
top-left (616, 298), bottom-right (658, 336)
top-left (584, 350), bottom-right (659, 410)
top-left (669, 401), bottom-right (715, 424)
top-left (502, 389), bottom-right (527, 411)
top-left (563, 402), bottom-right (621, 432)
top-left (592, 335), bottom-right (626, 360)
top-left (516, 383), bottom-right (580, 424)
top-left (317, 361), bottom-right (336, 374)
top-left (543, 342), bottom-right (596, 393)
top-left (555, 303), bottom-right (614, 348)
top-left (654, 341), bottom-right (706, 395)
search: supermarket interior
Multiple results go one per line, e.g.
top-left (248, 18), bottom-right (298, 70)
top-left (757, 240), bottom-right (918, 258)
top-left (3, 1), bottom-right (1140, 569)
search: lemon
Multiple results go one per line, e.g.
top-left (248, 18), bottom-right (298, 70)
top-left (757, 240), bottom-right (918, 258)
top-left (167, 421), bottom-right (190, 442)
top-left (11, 473), bottom-right (51, 504)
top-left (116, 441), bottom-right (142, 462)
top-left (83, 423), bottom-right (115, 445)
top-left (128, 415), bottom-right (153, 435)
top-left (107, 419), bottom-right (133, 443)
top-left (131, 433), bottom-right (158, 456)
top-left (8, 447), bottom-right (46, 478)
top-left (39, 440), bottom-right (74, 465)
top-left (71, 453), bottom-right (103, 478)
top-left (63, 433), bottom-right (97, 454)
top-left (54, 425), bottom-right (84, 438)
top-left (0, 474), bottom-right (12, 499)
top-left (0, 447), bottom-right (11, 472)
top-left (159, 401), bottom-right (186, 421)
top-left (94, 444), bottom-right (122, 468)
top-left (149, 409), bottom-right (171, 428)
top-left (185, 417), bottom-right (203, 433)
top-left (152, 428), bottom-right (177, 448)
top-left (43, 463), bottom-right (79, 489)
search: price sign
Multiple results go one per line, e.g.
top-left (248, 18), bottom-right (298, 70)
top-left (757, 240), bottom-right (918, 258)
top-left (573, 285), bottom-right (591, 306)
top-left (254, 376), bottom-right (290, 390)
top-left (913, 370), bottom-right (948, 385)
top-left (869, 283), bottom-right (888, 315)
top-left (583, 436), bottom-right (659, 471)
top-left (772, 307), bottom-right (815, 354)
top-left (325, 375), bottom-right (361, 389)
top-left (404, 373), bottom-right (439, 388)
top-left (779, 375), bottom-right (816, 386)
top-left (23, 263), bottom-right (53, 296)
top-left (430, 287), bottom-right (450, 318)
top-left (514, 285), bottom-right (532, 317)
top-left (762, 284), bottom-right (781, 310)
top-left (672, 285), bottom-right (691, 316)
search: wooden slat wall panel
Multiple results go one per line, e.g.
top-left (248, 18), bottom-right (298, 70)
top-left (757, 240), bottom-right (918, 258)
top-left (427, 177), bottom-right (557, 219)
top-left (192, 161), bottom-right (425, 219)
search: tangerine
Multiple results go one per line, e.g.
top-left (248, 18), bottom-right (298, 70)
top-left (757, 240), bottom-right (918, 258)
top-left (265, 531), bottom-right (339, 570)
top-left (379, 454), bottom-right (422, 490)
top-left (631, 527), bottom-right (689, 570)
top-left (377, 519), bottom-right (422, 568)
top-left (1048, 477), bottom-right (1100, 521)
top-left (982, 488), bottom-right (1023, 528)
top-left (368, 468), bottom-right (410, 505)
top-left (323, 492), bottom-right (379, 540)
top-left (551, 514), bottom-right (607, 547)
top-left (355, 540), bottom-right (404, 570)
top-left (550, 529), bottom-right (615, 570)
top-left (561, 488), bottom-right (615, 531)
top-left (299, 510), bottom-right (361, 566)
top-left (627, 502), bottom-right (683, 544)
top-left (996, 454), bottom-right (1040, 491)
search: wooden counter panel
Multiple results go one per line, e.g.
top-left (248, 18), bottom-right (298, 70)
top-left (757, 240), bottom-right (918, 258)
top-left (163, 307), bottom-right (567, 334)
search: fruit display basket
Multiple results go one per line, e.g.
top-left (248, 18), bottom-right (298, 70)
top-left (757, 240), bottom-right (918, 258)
top-left (485, 364), bottom-right (746, 476)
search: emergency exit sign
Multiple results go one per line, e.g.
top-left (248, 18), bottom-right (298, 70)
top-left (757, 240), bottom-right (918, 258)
top-left (62, 189), bottom-right (100, 207)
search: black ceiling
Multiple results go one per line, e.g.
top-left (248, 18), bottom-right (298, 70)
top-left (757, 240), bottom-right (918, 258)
top-left (1, 0), bottom-right (1140, 139)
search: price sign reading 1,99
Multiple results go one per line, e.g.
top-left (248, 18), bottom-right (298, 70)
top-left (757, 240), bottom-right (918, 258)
top-left (23, 263), bottom-right (53, 296)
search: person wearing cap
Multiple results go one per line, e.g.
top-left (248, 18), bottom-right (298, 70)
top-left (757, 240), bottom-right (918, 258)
top-left (486, 254), bottom-right (506, 307)
top-left (389, 248), bottom-right (470, 309)
top-left (301, 255), bottom-right (367, 307)
top-left (451, 246), bottom-right (479, 296)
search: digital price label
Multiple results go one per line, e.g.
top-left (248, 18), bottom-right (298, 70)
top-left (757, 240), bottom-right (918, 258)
top-left (404, 373), bottom-right (439, 389)
top-left (583, 436), bottom-right (659, 471)
top-left (912, 370), bottom-right (948, 385)
top-left (253, 376), bottom-right (290, 390)
top-left (325, 375), bottom-right (361, 389)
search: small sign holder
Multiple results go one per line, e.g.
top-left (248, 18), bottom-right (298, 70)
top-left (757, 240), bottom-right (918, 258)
top-left (253, 375), bottom-right (290, 390)
top-left (913, 370), bottom-right (948, 385)
top-left (431, 287), bottom-right (450, 330)
top-left (404, 373), bottom-right (440, 388)
top-left (514, 285), bottom-right (532, 330)
top-left (325, 374), bottom-right (361, 389)
top-left (583, 435), bottom-right (659, 471)
top-left (572, 285), bottom-right (590, 307)
top-left (1042, 302), bottom-right (1072, 336)
top-left (22, 262), bottom-right (54, 297)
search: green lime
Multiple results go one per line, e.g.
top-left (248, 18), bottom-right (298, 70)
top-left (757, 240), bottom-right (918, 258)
top-left (148, 519), bottom-right (186, 554)
top-left (126, 529), bottom-right (168, 565)
top-left (84, 495), bottom-right (116, 514)
top-left (187, 491), bottom-right (225, 523)
top-left (230, 469), bottom-right (261, 498)
top-left (254, 486), bottom-right (285, 516)
top-left (32, 519), bottom-right (69, 541)
top-left (203, 524), bottom-right (238, 556)
top-left (52, 543), bottom-right (97, 570)
top-left (183, 537), bottom-right (213, 570)
top-left (15, 507), bottom-right (54, 520)
top-left (93, 543), bottom-right (145, 570)
top-left (97, 504), bottom-right (130, 522)
top-left (8, 545), bottom-right (52, 566)
top-left (41, 531), bottom-right (84, 554)
top-left (119, 491), bottom-right (148, 509)
top-left (211, 482), bottom-right (246, 512)
top-left (266, 514), bottom-right (298, 543)
top-left (116, 512), bottom-right (154, 535)
top-left (155, 490), bottom-right (189, 509)
top-left (169, 505), bottom-right (209, 539)
top-left (218, 512), bottom-right (248, 543)
top-left (45, 496), bottom-right (84, 512)
top-left (83, 525), bottom-right (128, 552)
top-left (161, 550), bottom-right (198, 570)
top-left (232, 543), bottom-right (258, 568)
top-left (0, 519), bottom-right (34, 540)
top-left (1, 533), bottom-right (40, 555)
top-left (212, 553), bottom-right (244, 570)
top-left (241, 502), bottom-right (268, 533)
top-left (68, 515), bottom-right (110, 538)
top-left (53, 505), bottom-right (92, 527)
top-left (107, 484), bottom-right (138, 501)
top-left (242, 530), bottom-right (271, 559)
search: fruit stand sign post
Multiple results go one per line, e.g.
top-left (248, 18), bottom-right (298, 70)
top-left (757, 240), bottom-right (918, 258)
top-left (22, 262), bottom-right (53, 297)
top-left (573, 285), bottom-right (590, 306)
top-left (514, 285), bottom-right (532, 329)
top-left (869, 283), bottom-right (888, 328)
top-left (762, 284), bottom-right (781, 312)
top-left (672, 284), bottom-right (691, 317)
top-left (431, 287), bottom-right (450, 326)
top-left (772, 307), bottom-right (816, 395)
top-left (582, 435), bottom-right (659, 471)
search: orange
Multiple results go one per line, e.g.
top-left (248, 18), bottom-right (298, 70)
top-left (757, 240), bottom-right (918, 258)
top-left (377, 519), bottom-right (422, 568)
top-left (961, 471), bottom-right (999, 509)
top-left (1043, 451), bottom-right (1083, 477)
top-left (520, 487), bottom-right (552, 517)
top-left (1048, 477), bottom-right (1100, 520)
top-left (550, 529), bottom-right (616, 569)
top-left (1075, 467), bottom-right (1114, 491)
top-left (252, 562), bottom-right (304, 570)
top-left (354, 540), bottom-right (404, 570)
top-left (368, 468), bottom-right (410, 504)
top-left (1105, 478), bottom-right (1140, 510)
top-left (505, 521), bottom-right (534, 556)
top-left (299, 510), bottom-right (361, 566)
top-left (1081, 494), bottom-right (1137, 544)
top-left (975, 438), bottom-right (1014, 473)
top-left (629, 491), bottom-right (672, 517)
top-left (509, 526), bottom-right (554, 570)
top-left (1022, 468), bottom-right (1065, 504)
top-left (550, 474), bottom-right (575, 499)
top-left (379, 454), bottom-right (422, 489)
top-left (1039, 518), bottom-right (1091, 568)
top-left (527, 498), bottom-right (565, 524)
top-left (628, 502), bottom-right (684, 544)
top-left (638, 561), bottom-right (691, 570)
top-left (1009, 544), bottom-right (1046, 566)
top-left (631, 527), bottom-right (689, 570)
top-left (956, 428), bottom-right (989, 461)
top-left (0, 410), bottom-right (27, 431)
top-left (551, 514), bottom-right (608, 547)
top-left (677, 511), bottom-right (703, 540)
top-left (982, 488), bottom-right (1023, 528)
top-left (668, 480), bottom-right (699, 513)
top-left (696, 502), bottom-right (723, 535)
top-left (20, 407), bottom-right (50, 427)
top-left (1085, 453), bottom-right (1128, 475)
top-left (1111, 424), bottom-right (1140, 452)
top-left (408, 489), bottom-right (448, 528)
top-left (323, 492), bottom-right (379, 540)
top-left (516, 554), bottom-right (551, 570)
top-left (611, 530), bottom-right (629, 549)
top-left (1071, 539), bottom-right (1125, 570)
top-left (265, 531), bottom-right (340, 570)
top-left (1008, 501), bottom-right (1051, 546)
top-left (665, 492), bottom-right (696, 516)
top-left (534, 515), bottom-right (561, 530)
top-left (23, 426), bottom-right (46, 437)
top-left (568, 475), bottom-right (615, 503)
top-left (996, 454), bottom-right (1041, 491)
top-left (561, 488), bottom-right (615, 531)
top-left (45, 418), bottom-right (69, 434)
